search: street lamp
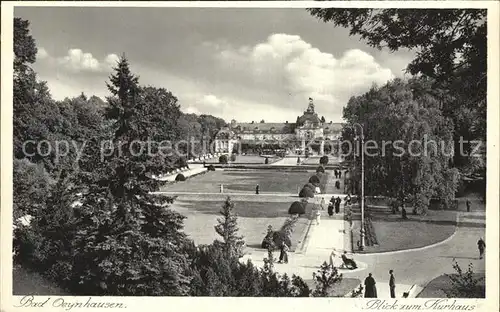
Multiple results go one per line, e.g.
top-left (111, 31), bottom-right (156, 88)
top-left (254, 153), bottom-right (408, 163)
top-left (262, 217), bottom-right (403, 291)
top-left (353, 123), bottom-right (365, 251)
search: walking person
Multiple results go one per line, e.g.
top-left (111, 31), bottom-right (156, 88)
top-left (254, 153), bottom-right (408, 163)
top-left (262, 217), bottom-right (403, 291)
top-left (335, 196), bottom-right (341, 214)
top-left (328, 202), bottom-right (334, 217)
top-left (339, 170), bottom-right (342, 178)
top-left (256, 184), bottom-right (260, 195)
top-left (389, 270), bottom-right (396, 298)
top-left (477, 238), bottom-right (486, 259)
top-left (278, 242), bottom-right (289, 264)
top-left (364, 273), bottom-right (377, 298)
top-left (315, 207), bottom-right (321, 225)
top-left (320, 197), bottom-right (326, 210)
top-left (466, 199), bottom-right (471, 212)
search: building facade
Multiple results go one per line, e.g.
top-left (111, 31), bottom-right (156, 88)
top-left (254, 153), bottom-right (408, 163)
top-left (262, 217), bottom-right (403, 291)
top-left (214, 98), bottom-right (344, 155)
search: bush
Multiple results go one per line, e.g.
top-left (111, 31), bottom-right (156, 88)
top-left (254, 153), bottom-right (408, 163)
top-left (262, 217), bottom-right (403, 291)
top-left (309, 175), bottom-right (321, 186)
top-left (175, 173), bottom-right (186, 181)
top-left (230, 154), bottom-right (237, 162)
top-left (219, 155), bottom-right (228, 164)
top-left (288, 201), bottom-right (306, 215)
top-left (261, 231), bottom-right (292, 249)
top-left (319, 156), bottom-right (329, 165)
top-left (207, 165), bottom-right (215, 171)
top-left (316, 166), bottom-right (325, 173)
top-left (299, 187), bottom-right (315, 198)
top-left (265, 157), bottom-right (269, 164)
top-left (304, 183), bottom-right (316, 191)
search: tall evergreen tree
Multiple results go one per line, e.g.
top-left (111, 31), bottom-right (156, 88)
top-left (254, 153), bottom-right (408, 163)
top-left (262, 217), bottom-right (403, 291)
top-left (73, 55), bottom-right (193, 295)
top-left (214, 197), bottom-right (245, 259)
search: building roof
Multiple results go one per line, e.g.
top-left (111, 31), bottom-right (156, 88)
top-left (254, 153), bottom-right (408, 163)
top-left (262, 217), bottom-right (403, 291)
top-left (231, 122), bottom-right (295, 133)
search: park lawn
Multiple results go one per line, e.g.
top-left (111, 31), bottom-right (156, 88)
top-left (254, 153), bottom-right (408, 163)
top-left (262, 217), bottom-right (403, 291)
top-left (301, 155), bottom-right (343, 165)
top-left (173, 199), bottom-right (312, 252)
top-left (161, 170), bottom-right (315, 194)
top-left (352, 210), bottom-right (457, 253)
top-left (417, 273), bottom-right (485, 298)
top-left (197, 155), bottom-right (281, 164)
top-left (13, 265), bottom-right (68, 295)
top-left (304, 278), bottom-right (361, 297)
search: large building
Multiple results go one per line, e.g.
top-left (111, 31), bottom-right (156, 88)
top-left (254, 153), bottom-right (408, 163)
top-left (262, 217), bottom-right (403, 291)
top-left (214, 98), bottom-right (344, 155)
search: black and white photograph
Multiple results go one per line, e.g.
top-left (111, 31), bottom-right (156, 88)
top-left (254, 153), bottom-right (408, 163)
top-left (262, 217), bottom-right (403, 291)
top-left (1, 1), bottom-right (499, 311)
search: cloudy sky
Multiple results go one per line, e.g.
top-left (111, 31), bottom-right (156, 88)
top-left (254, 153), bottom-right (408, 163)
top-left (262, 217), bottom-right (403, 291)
top-left (16, 7), bottom-right (415, 123)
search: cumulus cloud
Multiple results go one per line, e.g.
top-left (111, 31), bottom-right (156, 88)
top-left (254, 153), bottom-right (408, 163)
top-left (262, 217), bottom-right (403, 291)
top-left (36, 47), bottom-right (48, 60)
top-left (37, 47), bottom-right (119, 73)
top-left (209, 33), bottom-right (395, 114)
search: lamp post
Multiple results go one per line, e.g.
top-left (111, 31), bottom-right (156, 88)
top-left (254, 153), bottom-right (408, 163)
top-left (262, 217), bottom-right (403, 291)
top-left (353, 123), bottom-right (365, 251)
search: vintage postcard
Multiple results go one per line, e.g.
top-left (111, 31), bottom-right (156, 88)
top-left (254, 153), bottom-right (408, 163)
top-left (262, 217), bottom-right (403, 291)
top-left (1, 1), bottom-right (498, 312)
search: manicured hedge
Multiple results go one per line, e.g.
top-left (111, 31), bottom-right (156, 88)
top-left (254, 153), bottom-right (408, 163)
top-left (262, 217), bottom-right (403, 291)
top-left (288, 201), bottom-right (306, 215)
top-left (309, 175), bottom-right (320, 186)
top-left (175, 173), bottom-right (186, 181)
top-left (219, 155), bottom-right (228, 164)
top-left (320, 155), bottom-right (329, 165)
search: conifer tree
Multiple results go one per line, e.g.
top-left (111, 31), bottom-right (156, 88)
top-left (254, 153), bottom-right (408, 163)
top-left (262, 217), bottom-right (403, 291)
top-left (214, 197), bottom-right (245, 259)
top-left (312, 261), bottom-right (343, 297)
top-left (73, 55), bottom-right (192, 295)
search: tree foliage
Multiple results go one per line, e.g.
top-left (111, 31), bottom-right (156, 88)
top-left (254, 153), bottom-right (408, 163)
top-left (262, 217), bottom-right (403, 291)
top-left (308, 8), bottom-right (486, 171)
top-left (214, 197), bottom-right (245, 259)
top-left (341, 78), bottom-right (459, 213)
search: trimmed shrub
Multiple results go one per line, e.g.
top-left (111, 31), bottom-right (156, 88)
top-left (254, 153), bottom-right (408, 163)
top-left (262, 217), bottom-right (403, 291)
top-left (219, 155), bottom-right (228, 164)
top-left (261, 231), bottom-right (292, 249)
top-left (175, 173), bottom-right (186, 181)
top-left (230, 154), bottom-right (237, 162)
top-left (304, 183), bottom-right (316, 191)
top-left (309, 175), bottom-right (321, 186)
top-left (207, 165), bottom-right (215, 171)
top-left (319, 155), bottom-right (329, 165)
top-left (316, 166), bottom-right (325, 173)
top-left (299, 187), bottom-right (315, 198)
top-left (288, 201), bottom-right (306, 215)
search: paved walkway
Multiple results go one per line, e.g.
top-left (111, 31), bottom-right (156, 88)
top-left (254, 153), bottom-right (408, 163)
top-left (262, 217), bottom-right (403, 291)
top-left (241, 205), bottom-right (486, 298)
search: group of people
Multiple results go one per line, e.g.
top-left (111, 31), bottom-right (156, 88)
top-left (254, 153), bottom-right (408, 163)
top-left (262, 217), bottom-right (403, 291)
top-left (363, 270), bottom-right (397, 298)
top-left (326, 196), bottom-right (342, 217)
top-left (333, 169), bottom-right (343, 179)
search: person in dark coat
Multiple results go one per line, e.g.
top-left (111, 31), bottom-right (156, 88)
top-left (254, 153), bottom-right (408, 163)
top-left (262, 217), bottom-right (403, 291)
top-left (335, 196), bottom-right (341, 214)
top-left (339, 171), bottom-right (342, 178)
top-left (389, 270), bottom-right (396, 298)
top-left (328, 202), bottom-right (334, 217)
top-left (466, 199), bottom-right (471, 212)
top-left (477, 238), bottom-right (486, 259)
top-left (335, 180), bottom-right (340, 189)
top-left (255, 184), bottom-right (260, 195)
top-left (364, 273), bottom-right (377, 298)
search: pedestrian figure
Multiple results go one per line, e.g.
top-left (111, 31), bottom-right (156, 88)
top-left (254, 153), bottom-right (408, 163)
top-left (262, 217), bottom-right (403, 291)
top-left (335, 180), bottom-right (340, 190)
top-left (220, 184), bottom-right (224, 193)
top-left (315, 208), bottom-right (321, 225)
top-left (477, 238), bottom-right (486, 259)
top-left (345, 193), bottom-right (352, 206)
top-left (339, 171), bottom-right (342, 178)
top-left (297, 157), bottom-right (301, 164)
top-left (278, 242), bottom-right (289, 264)
top-left (335, 196), bottom-right (341, 214)
top-left (328, 202), bottom-right (334, 217)
top-left (401, 206), bottom-right (408, 220)
top-left (364, 273), bottom-right (377, 298)
top-left (389, 270), bottom-right (396, 298)
top-left (320, 197), bottom-right (326, 210)
top-left (466, 199), bottom-right (471, 212)
top-left (329, 249), bottom-right (343, 268)
top-left (256, 184), bottom-right (260, 195)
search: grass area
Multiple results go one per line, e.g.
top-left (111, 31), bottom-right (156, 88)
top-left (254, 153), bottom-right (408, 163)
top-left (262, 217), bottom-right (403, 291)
top-left (304, 278), bottom-right (361, 297)
top-left (351, 210), bottom-right (457, 253)
top-left (173, 199), bottom-right (313, 252)
top-left (13, 265), bottom-right (68, 295)
top-left (301, 155), bottom-right (343, 165)
top-left (161, 170), bottom-right (317, 194)
top-left (417, 273), bottom-right (485, 298)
